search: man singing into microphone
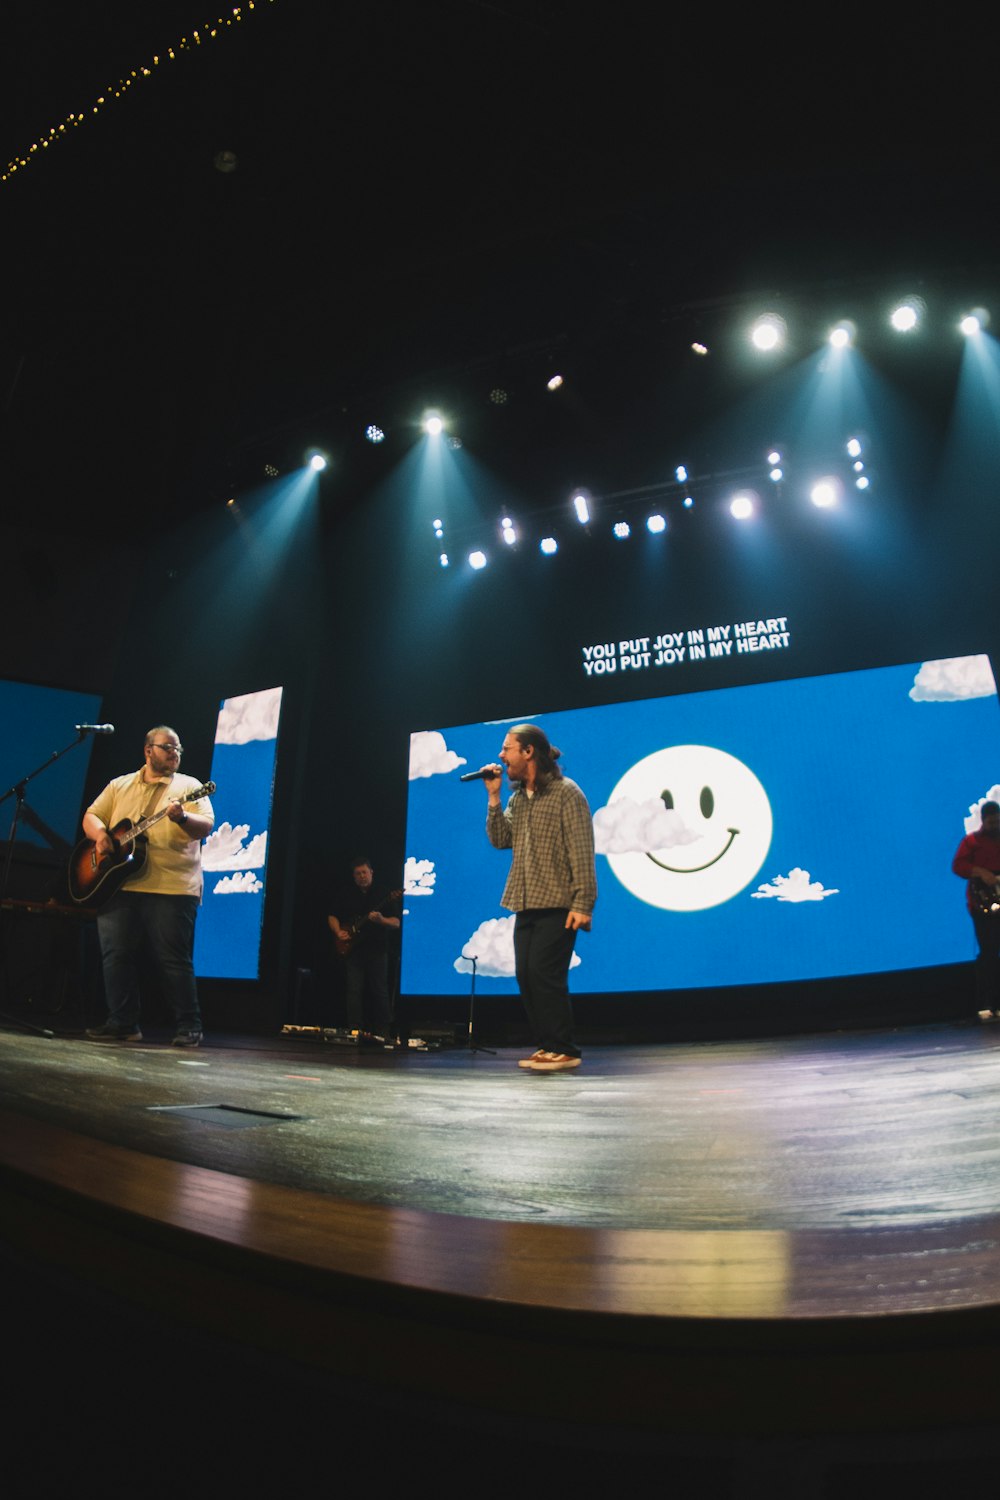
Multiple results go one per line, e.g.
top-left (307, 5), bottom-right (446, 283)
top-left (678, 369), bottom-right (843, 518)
top-left (481, 723), bottom-right (597, 1072)
top-left (84, 726), bottom-right (214, 1046)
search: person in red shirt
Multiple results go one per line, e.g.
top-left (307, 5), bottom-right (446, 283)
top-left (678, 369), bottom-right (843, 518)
top-left (952, 800), bottom-right (1000, 1020)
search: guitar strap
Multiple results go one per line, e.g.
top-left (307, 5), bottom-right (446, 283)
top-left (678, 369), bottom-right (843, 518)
top-left (140, 780), bottom-right (170, 822)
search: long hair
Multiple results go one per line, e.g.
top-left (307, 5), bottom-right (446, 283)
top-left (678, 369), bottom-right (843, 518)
top-left (509, 723), bottom-right (563, 787)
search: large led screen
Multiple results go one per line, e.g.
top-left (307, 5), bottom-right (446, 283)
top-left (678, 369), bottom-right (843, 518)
top-left (193, 686), bottom-right (282, 980)
top-left (403, 655), bottom-right (999, 995)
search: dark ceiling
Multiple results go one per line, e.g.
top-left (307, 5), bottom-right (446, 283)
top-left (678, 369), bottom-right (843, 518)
top-left (3, 1), bottom-right (996, 538)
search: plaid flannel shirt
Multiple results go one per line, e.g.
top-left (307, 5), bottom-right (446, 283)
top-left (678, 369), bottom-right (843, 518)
top-left (487, 775), bottom-right (597, 915)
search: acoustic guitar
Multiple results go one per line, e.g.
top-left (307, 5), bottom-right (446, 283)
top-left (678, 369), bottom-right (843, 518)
top-left (67, 781), bottom-right (216, 909)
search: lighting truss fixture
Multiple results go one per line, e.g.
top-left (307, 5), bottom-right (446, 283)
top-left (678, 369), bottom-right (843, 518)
top-left (890, 299), bottom-right (923, 332)
top-left (646, 514), bottom-right (666, 534)
top-left (613, 521), bottom-right (631, 540)
top-left (675, 465), bottom-right (688, 483)
top-left (750, 314), bottom-right (786, 352)
top-left (423, 413), bottom-right (444, 436)
top-left (365, 424), bottom-right (385, 443)
top-left (540, 537), bottom-right (558, 555)
top-left (682, 495), bottom-right (694, 509)
top-left (810, 479), bottom-right (839, 509)
top-left (501, 517), bottom-right (517, 545)
top-left (439, 553), bottom-right (450, 567)
top-left (846, 438), bottom-right (862, 457)
top-left (547, 374), bottom-right (564, 391)
top-left (572, 492), bottom-right (590, 525)
top-left (469, 551), bottom-right (487, 570)
top-left (307, 450), bottom-right (328, 472)
top-left (730, 493), bottom-right (755, 520)
top-left (829, 322), bottom-right (855, 348)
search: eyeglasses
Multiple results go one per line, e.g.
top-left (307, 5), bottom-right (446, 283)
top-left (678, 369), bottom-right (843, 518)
top-left (150, 743), bottom-right (183, 754)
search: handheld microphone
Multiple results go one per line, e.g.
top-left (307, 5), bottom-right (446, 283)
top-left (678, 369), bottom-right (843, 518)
top-left (459, 765), bottom-right (502, 782)
top-left (75, 724), bottom-right (116, 735)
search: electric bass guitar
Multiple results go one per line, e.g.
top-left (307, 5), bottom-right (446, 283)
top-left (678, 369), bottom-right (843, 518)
top-left (334, 889), bottom-right (402, 958)
top-left (972, 877), bottom-right (1000, 918)
top-left (67, 781), bottom-right (216, 909)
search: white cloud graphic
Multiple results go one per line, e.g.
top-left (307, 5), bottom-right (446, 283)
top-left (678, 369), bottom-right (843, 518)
top-left (212, 871), bottom-right (263, 895)
top-left (409, 730), bottom-right (467, 779)
top-left (203, 823), bottom-right (267, 870)
top-left (751, 868), bottom-right (839, 903)
top-left (965, 786), bottom-right (1000, 836)
top-left (593, 797), bottom-right (702, 855)
top-left (216, 686), bottom-right (283, 743)
top-left (405, 856), bottom-right (436, 896)
top-left (453, 914), bottom-right (580, 977)
top-left (910, 656), bottom-right (996, 702)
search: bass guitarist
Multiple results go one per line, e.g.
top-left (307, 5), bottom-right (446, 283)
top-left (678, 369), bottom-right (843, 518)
top-left (327, 856), bottom-right (400, 1040)
top-left (952, 798), bottom-right (1000, 1021)
top-left (83, 726), bottom-right (214, 1046)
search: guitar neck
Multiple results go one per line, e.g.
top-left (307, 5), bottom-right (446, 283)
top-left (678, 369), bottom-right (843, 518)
top-left (118, 783), bottom-right (214, 850)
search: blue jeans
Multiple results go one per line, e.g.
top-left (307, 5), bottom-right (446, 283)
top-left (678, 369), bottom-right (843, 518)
top-left (513, 908), bottom-right (580, 1056)
top-left (96, 892), bottom-right (201, 1030)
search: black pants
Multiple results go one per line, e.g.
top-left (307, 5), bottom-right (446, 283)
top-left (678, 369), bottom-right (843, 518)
top-left (343, 943), bottom-right (392, 1034)
top-left (513, 908), bottom-right (580, 1056)
top-left (971, 911), bottom-right (1000, 1012)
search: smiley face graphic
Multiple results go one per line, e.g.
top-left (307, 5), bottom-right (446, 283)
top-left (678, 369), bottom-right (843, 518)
top-left (605, 744), bottom-right (773, 911)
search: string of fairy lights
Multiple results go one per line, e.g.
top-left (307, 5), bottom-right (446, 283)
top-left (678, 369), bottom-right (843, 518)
top-left (2, 2), bottom-right (275, 185)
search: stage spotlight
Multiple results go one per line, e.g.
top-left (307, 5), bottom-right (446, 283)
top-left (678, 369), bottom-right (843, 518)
top-left (646, 513), bottom-right (667, 534)
top-left (682, 495), bottom-right (694, 509)
top-left (263, 463), bottom-right (279, 477)
top-left (572, 492), bottom-right (590, 524)
top-left (960, 314), bottom-right (981, 336)
top-left (769, 468), bottom-right (783, 482)
top-left (469, 550), bottom-right (487, 570)
top-left (365, 424), bottom-right (385, 443)
top-left (490, 388), bottom-right (508, 405)
top-left (447, 435), bottom-right (463, 450)
top-left (540, 536), bottom-right (558, 555)
top-left (434, 526), bottom-right (444, 538)
top-left (439, 553), bottom-right (449, 567)
top-left (846, 438), bottom-right (862, 457)
top-left (691, 342), bottom-right (709, 356)
top-left (501, 517), bottom-right (517, 545)
top-left (730, 493), bottom-right (755, 520)
top-left (890, 299), bottom-right (922, 332)
top-left (767, 450), bottom-right (781, 466)
top-left (675, 465), bottom-right (688, 483)
top-left (750, 315), bottom-right (786, 352)
top-left (829, 321), bottom-right (855, 349)
top-left (613, 521), bottom-right (631, 539)
top-left (810, 479), bottom-right (839, 508)
top-left (856, 476), bottom-right (870, 491)
top-left (307, 450), bottom-right (328, 472)
top-left (853, 461), bottom-right (864, 473)
top-left (423, 413), bottom-right (444, 436)
top-left (547, 374), bottom-right (564, 391)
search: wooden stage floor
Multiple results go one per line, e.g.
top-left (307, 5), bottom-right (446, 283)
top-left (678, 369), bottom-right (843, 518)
top-left (3, 1017), bottom-right (1000, 1472)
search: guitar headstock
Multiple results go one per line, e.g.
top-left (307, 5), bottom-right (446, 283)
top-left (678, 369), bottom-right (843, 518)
top-left (186, 781), bottom-right (216, 802)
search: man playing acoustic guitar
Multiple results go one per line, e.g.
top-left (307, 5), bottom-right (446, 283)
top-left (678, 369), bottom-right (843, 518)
top-left (83, 726), bottom-right (214, 1046)
top-left (327, 856), bottom-right (400, 1040)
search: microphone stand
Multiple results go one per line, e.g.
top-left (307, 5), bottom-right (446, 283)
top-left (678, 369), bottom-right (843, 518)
top-left (463, 951), bottom-right (495, 1056)
top-left (0, 729), bottom-right (94, 1035)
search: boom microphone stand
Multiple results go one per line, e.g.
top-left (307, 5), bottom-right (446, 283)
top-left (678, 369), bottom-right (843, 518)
top-left (0, 728), bottom-right (95, 1034)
